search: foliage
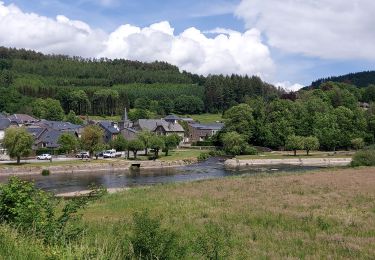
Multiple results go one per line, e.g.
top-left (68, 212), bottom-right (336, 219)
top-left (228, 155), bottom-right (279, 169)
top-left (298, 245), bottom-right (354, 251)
top-left (111, 135), bottom-right (128, 151)
top-left (222, 131), bottom-right (246, 156)
top-left (174, 95), bottom-right (204, 114)
top-left (149, 136), bottom-right (165, 159)
top-left (31, 98), bottom-right (64, 121)
top-left (223, 104), bottom-right (255, 142)
top-left (127, 139), bottom-right (145, 159)
top-left (41, 169), bottom-right (50, 176)
top-left (128, 108), bottom-right (151, 121)
top-left (3, 127), bottom-right (33, 164)
top-left (303, 136), bottom-right (320, 155)
top-left (80, 125), bottom-right (104, 157)
top-left (163, 134), bottom-right (182, 156)
top-left (130, 210), bottom-right (185, 259)
top-left (285, 135), bottom-right (305, 156)
top-left (65, 110), bottom-right (83, 125)
top-left (351, 149), bottom-right (375, 167)
top-left (351, 138), bottom-right (365, 150)
top-left (137, 130), bottom-right (153, 155)
top-left (57, 132), bottom-right (78, 154)
top-left (197, 152), bottom-right (210, 162)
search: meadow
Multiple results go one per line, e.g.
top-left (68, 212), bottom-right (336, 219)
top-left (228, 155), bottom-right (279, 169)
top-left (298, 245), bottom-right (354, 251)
top-left (1, 167), bottom-right (374, 259)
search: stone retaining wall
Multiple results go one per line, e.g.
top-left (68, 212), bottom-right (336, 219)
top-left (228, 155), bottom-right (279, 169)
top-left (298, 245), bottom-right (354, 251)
top-left (224, 158), bottom-right (352, 169)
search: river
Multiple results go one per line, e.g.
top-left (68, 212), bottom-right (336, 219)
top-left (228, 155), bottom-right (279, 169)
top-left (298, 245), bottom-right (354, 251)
top-left (0, 158), bottom-right (321, 195)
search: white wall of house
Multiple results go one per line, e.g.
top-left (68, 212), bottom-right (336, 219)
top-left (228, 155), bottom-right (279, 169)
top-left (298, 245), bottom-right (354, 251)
top-left (0, 130), bottom-right (4, 141)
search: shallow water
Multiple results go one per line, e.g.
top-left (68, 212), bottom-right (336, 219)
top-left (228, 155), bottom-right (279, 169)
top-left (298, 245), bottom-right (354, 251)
top-left (0, 158), bottom-right (321, 194)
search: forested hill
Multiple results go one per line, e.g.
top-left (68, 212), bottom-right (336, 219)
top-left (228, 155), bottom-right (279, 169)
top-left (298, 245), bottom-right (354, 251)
top-left (0, 46), bottom-right (282, 116)
top-left (310, 71), bottom-right (375, 89)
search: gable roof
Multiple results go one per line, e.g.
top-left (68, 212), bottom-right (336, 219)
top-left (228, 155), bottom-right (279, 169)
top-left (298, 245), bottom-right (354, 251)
top-left (0, 118), bottom-right (11, 130)
top-left (98, 121), bottom-right (120, 134)
top-left (36, 129), bottom-right (64, 148)
top-left (38, 120), bottom-right (82, 131)
top-left (189, 123), bottom-right (224, 131)
top-left (136, 119), bottom-right (184, 132)
top-left (26, 127), bottom-right (46, 139)
top-left (164, 114), bottom-right (181, 121)
top-left (8, 114), bottom-right (37, 124)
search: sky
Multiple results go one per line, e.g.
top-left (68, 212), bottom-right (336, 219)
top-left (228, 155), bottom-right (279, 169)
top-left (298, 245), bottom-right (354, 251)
top-left (1, 0), bottom-right (374, 91)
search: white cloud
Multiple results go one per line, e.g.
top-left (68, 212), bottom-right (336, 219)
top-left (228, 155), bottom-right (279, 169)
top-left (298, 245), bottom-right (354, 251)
top-left (0, 2), bottom-right (274, 78)
top-left (236, 0), bottom-right (375, 60)
top-left (101, 22), bottom-right (274, 77)
top-left (276, 82), bottom-right (304, 92)
top-left (0, 2), bottom-right (106, 57)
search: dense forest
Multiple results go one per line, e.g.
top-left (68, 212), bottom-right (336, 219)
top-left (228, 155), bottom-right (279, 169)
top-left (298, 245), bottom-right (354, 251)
top-left (0, 47), bottom-right (281, 116)
top-left (310, 71), bottom-right (375, 89)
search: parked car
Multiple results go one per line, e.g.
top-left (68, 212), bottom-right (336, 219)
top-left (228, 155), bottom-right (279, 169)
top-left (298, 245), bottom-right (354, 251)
top-left (37, 154), bottom-right (52, 160)
top-left (76, 151), bottom-right (90, 158)
top-left (103, 150), bottom-right (116, 158)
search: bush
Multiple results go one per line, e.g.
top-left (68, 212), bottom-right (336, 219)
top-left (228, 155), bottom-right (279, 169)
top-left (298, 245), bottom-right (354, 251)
top-left (242, 145), bottom-right (258, 155)
top-left (197, 152), bottom-right (210, 162)
top-left (351, 149), bottom-right (375, 167)
top-left (130, 211), bottom-right (185, 259)
top-left (41, 169), bottom-right (50, 176)
top-left (208, 150), bottom-right (226, 157)
top-left (0, 177), bottom-right (106, 245)
top-left (351, 138), bottom-right (365, 150)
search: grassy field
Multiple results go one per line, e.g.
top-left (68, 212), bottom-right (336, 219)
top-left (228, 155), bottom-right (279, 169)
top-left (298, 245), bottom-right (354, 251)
top-left (2, 167), bottom-right (374, 258)
top-left (178, 113), bottom-right (223, 123)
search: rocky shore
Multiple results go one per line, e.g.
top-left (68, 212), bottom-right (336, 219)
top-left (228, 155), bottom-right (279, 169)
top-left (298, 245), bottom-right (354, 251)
top-left (224, 157), bottom-right (352, 169)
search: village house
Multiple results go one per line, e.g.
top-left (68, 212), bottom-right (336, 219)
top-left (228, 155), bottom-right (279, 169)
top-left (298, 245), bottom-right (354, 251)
top-left (8, 114), bottom-right (38, 126)
top-left (98, 121), bottom-right (120, 143)
top-left (188, 123), bottom-right (224, 143)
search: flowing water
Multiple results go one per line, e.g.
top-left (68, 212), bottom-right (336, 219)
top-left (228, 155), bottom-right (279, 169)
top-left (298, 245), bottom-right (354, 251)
top-left (0, 158), bottom-right (321, 194)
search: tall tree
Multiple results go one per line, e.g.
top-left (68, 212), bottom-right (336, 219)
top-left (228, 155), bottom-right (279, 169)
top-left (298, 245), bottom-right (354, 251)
top-left (3, 127), bottom-right (33, 164)
top-left (80, 125), bottom-right (104, 158)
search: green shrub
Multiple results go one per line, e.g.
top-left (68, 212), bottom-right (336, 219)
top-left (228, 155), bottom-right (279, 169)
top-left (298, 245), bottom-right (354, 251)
top-left (351, 149), bottom-right (375, 167)
top-left (208, 150), bottom-right (226, 157)
top-left (242, 145), bottom-right (258, 155)
top-left (197, 152), bottom-right (210, 161)
top-left (130, 210), bottom-right (185, 259)
top-left (193, 140), bottom-right (214, 146)
top-left (0, 177), bottom-right (106, 245)
top-left (41, 169), bottom-right (50, 176)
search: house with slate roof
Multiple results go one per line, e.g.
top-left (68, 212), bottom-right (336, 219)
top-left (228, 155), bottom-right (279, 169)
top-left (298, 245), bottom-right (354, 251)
top-left (98, 121), bottom-right (120, 143)
top-left (8, 114), bottom-right (37, 125)
top-left (188, 123), bottom-right (224, 143)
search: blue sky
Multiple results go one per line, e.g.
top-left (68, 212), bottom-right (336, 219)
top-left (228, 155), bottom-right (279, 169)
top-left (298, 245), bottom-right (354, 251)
top-left (1, 0), bottom-right (374, 89)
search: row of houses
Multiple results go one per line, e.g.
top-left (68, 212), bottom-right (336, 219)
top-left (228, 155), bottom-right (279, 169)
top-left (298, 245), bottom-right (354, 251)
top-left (0, 111), bottom-right (224, 152)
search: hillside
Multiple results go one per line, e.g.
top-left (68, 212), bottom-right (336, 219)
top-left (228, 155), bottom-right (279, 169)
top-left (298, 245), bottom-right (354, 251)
top-left (0, 47), bottom-right (281, 116)
top-left (310, 71), bottom-right (375, 88)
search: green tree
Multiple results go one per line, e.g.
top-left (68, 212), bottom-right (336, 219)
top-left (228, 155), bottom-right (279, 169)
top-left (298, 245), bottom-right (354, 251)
top-left (174, 95), bottom-right (204, 114)
top-left (80, 125), bottom-right (104, 158)
top-left (127, 139), bottom-right (145, 159)
top-left (163, 134), bottom-right (182, 156)
top-left (222, 131), bottom-right (246, 156)
top-left (65, 110), bottom-right (83, 125)
top-left (112, 135), bottom-right (128, 151)
top-left (149, 136), bottom-right (165, 159)
top-left (128, 109), bottom-right (151, 121)
top-left (3, 127), bottom-right (33, 164)
top-left (303, 136), bottom-right (320, 155)
top-left (223, 104), bottom-right (255, 142)
top-left (285, 135), bottom-right (304, 156)
top-left (137, 131), bottom-right (153, 155)
top-left (32, 98), bottom-right (64, 121)
top-left (57, 133), bottom-right (78, 154)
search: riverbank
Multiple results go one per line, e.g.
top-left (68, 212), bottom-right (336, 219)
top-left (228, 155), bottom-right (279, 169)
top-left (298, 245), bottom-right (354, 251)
top-left (5, 166), bottom-right (374, 259)
top-left (224, 157), bottom-right (352, 168)
top-left (0, 158), bottom-right (197, 176)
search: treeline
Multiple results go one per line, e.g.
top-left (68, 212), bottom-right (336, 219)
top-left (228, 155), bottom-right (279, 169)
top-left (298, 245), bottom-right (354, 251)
top-left (0, 46), bottom-right (282, 116)
top-left (218, 81), bottom-right (375, 151)
top-left (310, 71), bottom-right (375, 89)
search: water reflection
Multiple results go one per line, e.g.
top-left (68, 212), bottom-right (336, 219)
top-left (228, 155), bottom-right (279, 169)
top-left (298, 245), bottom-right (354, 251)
top-left (0, 158), bottom-right (321, 194)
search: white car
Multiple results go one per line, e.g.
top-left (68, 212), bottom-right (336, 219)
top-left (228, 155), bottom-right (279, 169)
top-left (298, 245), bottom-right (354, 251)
top-left (103, 150), bottom-right (116, 158)
top-left (37, 154), bottom-right (52, 160)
